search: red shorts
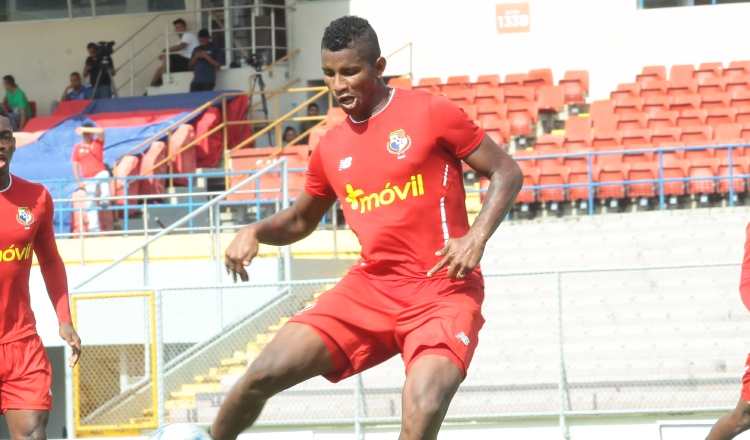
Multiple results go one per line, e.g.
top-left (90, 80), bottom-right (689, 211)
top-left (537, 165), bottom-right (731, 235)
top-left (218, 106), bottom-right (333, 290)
top-left (289, 270), bottom-right (485, 383)
top-left (0, 335), bottom-right (53, 414)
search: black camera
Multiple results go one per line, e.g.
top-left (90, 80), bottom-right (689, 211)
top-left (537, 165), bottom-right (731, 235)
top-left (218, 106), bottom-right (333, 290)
top-left (95, 41), bottom-right (115, 58)
top-left (247, 52), bottom-right (265, 70)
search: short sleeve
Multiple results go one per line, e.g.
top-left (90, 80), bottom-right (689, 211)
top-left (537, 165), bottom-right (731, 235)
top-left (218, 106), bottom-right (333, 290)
top-left (71, 144), bottom-right (79, 162)
top-left (428, 94), bottom-right (486, 158)
top-left (304, 145), bottom-right (336, 199)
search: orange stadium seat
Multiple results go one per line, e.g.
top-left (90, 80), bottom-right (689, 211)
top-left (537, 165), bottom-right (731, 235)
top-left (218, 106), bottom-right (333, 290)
top-left (667, 79), bottom-right (698, 96)
top-left (688, 157), bottom-right (720, 194)
top-left (516, 166), bottom-right (540, 204)
top-left (507, 102), bottom-right (537, 136)
top-left (458, 104), bottom-right (477, 120)
top-left (482, 119), bottom-right (510, 145)
top-left (414, 77), bottom-right (441, 94)
top-left (568, 165), bottom-right (593, 202)
top-left (535, 145), bottom-right (564, 168)
top-left (559, 70), bottom-right (589, 105)
top-left (538, 165), bottom-right (569, 202)
top-left (706, 108), bottom-right (737, 127)
top-left (445, 89), bottom-right (476, 106)
top-left (617, 112), bottom-right (648, 130)
top-left (611, 83), bottom-right (641, 100)
top-left (593, 114), bottom-right (619, 133)
top-left (670, 95), bottom-right (702, 113)
top-left (139, 141), bottom-right (167, 196)
top-left (659, 142), bottom-right (687, 162)
top-left (504, 86), bottom-right (535, 104)
top-left (513, 149), bottom-right (537, 168)
top-left (644, 95), bottom-right (674, 114)
top-left (724, 61), bottom-right (750, 78)
top-left (676, 109), bottom-right (707, 127)
top-left (700, 92), bottom-right (731, 109)
top-left (628, 161), bottom-right (659, 198)
top-left (719, 156), bottom-right (750, 195)
top-left (472, 74), bottom-right (501, 91)
top-left (698, 76), bottom-right (727, 95)
top-left (500, 73), bottom-right (527, 88)
top-left (714, 123), bottom-right (743, 140)
top-left (737, 107), bottom-right (750, 124)
top-left (563, 133), bottom-right (593, 150)
top-left (684, 142), bottom-right (716, 160)
top-left (524, 68), bottom-right (554, 91)
top-left (589, 100), bottom-right (615, 118)
top-left (636, 65), bottom-right (667, 84)
top-left (622, 143), bottom-right (655, 163)
top-left (535, 134), bottom-right (565, 149)
top-left (614, 97), bottom-right (645, 115)
top-left (476, 104), bottom-right (507, 124)
top-left (662, 159), bottom-right (690, 196)
top-left (714, 140), bottom-right (745, 160)
top-left (387, 77), bottom-right (412, 89)
top-left (622, 128), bottom-right (653, 145)
top-left (442, 75), bottom-right (471, 93)
top-left (169, 124), bottom-right (197, 186)
top-left (730, 90), bottom-right (750, 108)
top-left (740, 123), bottom-right (750, 139)
top-left (647, 110), bottom-right (678, 128)
top-left (562, 147), bottom-right (594, 167)
top-left (592, 130), bottom-right (622, 149)
top-left (652, 127), bottom-right (682, 146)
top-left (681, 125), bottom-right (713, 144)
top-left (670, 64), bottom-right (695, 82)
top-left (565, 115), bottom-right (592, 138)
top-left (640, 80), bottom-right (669, 97)
top-left (597, 163), bottom-right (629, 199)
top-left (694, 62), bottom-right (724, 81)
top-left (727, 75), bottom-right (750, 93)
top-left (474, 88), bottom-right (504, 106)
top-left (595, 146), bottom-right (624, 166)
top-left (537, 85), bottom-right (565, 112)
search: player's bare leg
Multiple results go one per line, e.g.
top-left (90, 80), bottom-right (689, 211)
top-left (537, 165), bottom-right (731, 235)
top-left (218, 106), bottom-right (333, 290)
top-left (5, 410), bottom-right (49, 440)
top-left (210, 323), bottom-right (333, 440)
top-left (400, 355), bottom-right (463, 440)
top-left (706, 399), bottom-right (750, 440)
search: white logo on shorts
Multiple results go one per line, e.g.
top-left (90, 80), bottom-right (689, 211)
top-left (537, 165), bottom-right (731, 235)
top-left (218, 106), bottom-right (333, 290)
top-left (455, 332), bottom-right (470, 346)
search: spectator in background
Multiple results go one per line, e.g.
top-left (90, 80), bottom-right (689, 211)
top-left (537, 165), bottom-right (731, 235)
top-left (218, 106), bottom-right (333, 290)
top-left (150, 18), bottom-right (199, 87)
top-left (71, 123), bottom-right (111, 233)
top-left (189, 29), bottom-right (223, 92)
top-left (2, 75), bottom-right (31, 131)
top-left (299, 102), bottom-right (320, 144)
top-left (283, 127), bottom-right (298, 146)
top-left (61, 72), bottom-right (91, 102)
top-left (83, 42), bottom-right (116, 99)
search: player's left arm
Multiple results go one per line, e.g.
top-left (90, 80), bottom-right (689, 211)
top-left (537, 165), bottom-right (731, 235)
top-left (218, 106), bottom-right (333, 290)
top-left (428, 135), bottom-right (522, 278)
top-left (35, 190), bottom-right (82, 367)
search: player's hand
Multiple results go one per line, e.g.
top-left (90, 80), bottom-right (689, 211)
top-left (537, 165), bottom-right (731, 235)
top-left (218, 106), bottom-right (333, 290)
top-left (60, 322), bottom-right (82, 368)
top-left (77, 181), bottom-right (85, 190)
top-left (225, 226), bottom-right (259, 283)
top-left (427, 232), bottom-right (486, 278)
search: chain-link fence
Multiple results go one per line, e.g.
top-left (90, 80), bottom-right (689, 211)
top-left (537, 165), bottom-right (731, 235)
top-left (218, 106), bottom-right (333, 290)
top-left (70, 262), bottom-right (746, 437)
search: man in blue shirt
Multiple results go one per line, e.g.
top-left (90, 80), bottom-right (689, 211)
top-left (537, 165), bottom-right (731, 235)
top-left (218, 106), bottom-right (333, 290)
top-left (61, 72), bottom-right (91, 102)
top-left (189, 29), bottom-right (223, 92)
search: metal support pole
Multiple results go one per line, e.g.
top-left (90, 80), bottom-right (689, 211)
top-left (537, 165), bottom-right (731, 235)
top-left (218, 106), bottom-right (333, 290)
top-left (354, 373), bottom-right (363, 440)
top-left (65, 343), bottom-right (74, 439)
top-left (586, 155), bottom-right (594, 215)
top-left (165, 20), bottom-right (170, 80)
top-left (556, 272), bottom-right (571, 440)
top-left (155, 290), bottom-right (165, 427)
top-left (282, 160), bottom-right (292, 282)
top-left (143, 201), bottom-right (149, 286)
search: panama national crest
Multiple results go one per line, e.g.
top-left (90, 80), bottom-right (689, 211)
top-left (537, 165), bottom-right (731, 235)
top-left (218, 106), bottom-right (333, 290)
top-left (16, 207), bottom-right (34, 229)
top-left (387, 129), bottom-right (412, 159)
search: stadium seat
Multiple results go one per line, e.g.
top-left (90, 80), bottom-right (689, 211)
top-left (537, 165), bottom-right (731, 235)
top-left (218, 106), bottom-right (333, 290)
top-left (700, 92), bottom-right (731, 109)
top-left (326, 107), bottom-right (347, 126)
top-left (611, 83), bottom-right (641, 100)
top-left (482, 119), bottom-right (511, 145)
top-left (597, 163), bottom-right (630, 199)
top-left (667, 79), bottom-right (698, 96)
top-left (628, 161), bottom-right (659, 198)
top-left (534, 134), bottom-right (565, 149)
top-left (504, 86), bottom-right (535, 104)
top-left (589, 100), bottom-right (615, 118)
top-left (684, 144), bottom-right (715, 160)
top-left (652, 127), bottom-right (682, 146)
top-left (139, 141), bottom-right (167, 196)
top-left (730, 90), bottom-right (750, 108)
top-left (681, 125), bottom-right (713, 144)
top-left (676, 109), bottom-right (708, 127)
top-left (658, 142), bottom-right (687, 162)
top-left (387, 77), bottom-right (412, 89)
top-left (614, 97), bottom-right (645, 115)
top-left (670, 64), bottom-right (695, 82)
top-left (640, 80), bottom-right (669, 97)
top-left (445, 89), bottom-right (476, 106)
top-left (592, 130), bottom-right (622, 148)
top-left (622, 128), bottom-right (653, 146)
top-left (568, 164), bottom-right (593, 202)
top-left (693, 62), bottom-right (723, 82)
top-left (524, 68), bottom-right (554, 92)
top-left (594, 146), bottom-right (625, 166)
top-left (593, 114), bottom-right (619, 133)
top-left (724, 61), bottom-right (750, 78)
top-left (564, 115), bottom-right (592, 139)
top-left (458, 104), bottom-right (477, 120)
top-left (726, 74), bottom-right (750, 93)
top-left (714, 140), bottom-right (745, 160)
top-left (688, 157), bottom-right (720, 194)
top-left (516, 166), bottom-right (540, 203)
top-left (617, 112), bottom-right (648, 130)
top-left (647, 110), bottom-right (678, 128)
top-left (111, 155), bottom-right (141, 216)
top-left (706, 108), bottom-right (737, 127)
top-left (736, 107), bottom-right (750, 124)
top-left (670, 95), bottom-right (702, 113)
top-left (476, 104), bottom-right (508, 124)
top-left (622, 143), bottom-right (655, 163)
top-left (559, 70), bottom-right (589, 105)
top-left (718, 156), bottom-right (750, 194)
top-left (538, 165), bottom-right (569, 202)
top-left (512, 149), bottom-right (537, 168)
top-left (534, 145), bottom-right (564, 168)
top-left (636, 65), bottom-right (667, 84)
top-left (714, 123), bottom-right (743, 140)
top-left (507, 102), bottom-right (537, 136)
top-left (442, 75), bottom-right (471, 93)
top-left (697, 76), bottom-right (727, 95)
top-left (563, 132), bottom-right (593, 150)
top-left (562, 147), bottom-right (594, 167)
top-left (414, 77), bottom-right (442, 94)
top-left (474, 88), bottom-right (504, 106)
top-left (499, 73), bottom-right (527, 89)
top-left (536, 85), bottom-right (565, 112)
top-left (169, 124), bottom-right (197, 186)
top-left (644, 95), bottom-right (674, 114)
top-left (741, 123), bottom-right (750, 139)
top-left (662, 159), bottom-right (690, 196)
top-left (472, 74), bottom-right (501, 91)
top-left (309, 125), bottom-right (334, 149)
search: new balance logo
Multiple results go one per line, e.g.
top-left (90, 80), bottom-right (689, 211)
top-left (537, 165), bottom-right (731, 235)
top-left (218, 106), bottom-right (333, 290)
top-left (455, 332), bottom-right (470, 346)
top-left (339, 157), bottom-right (352, 171)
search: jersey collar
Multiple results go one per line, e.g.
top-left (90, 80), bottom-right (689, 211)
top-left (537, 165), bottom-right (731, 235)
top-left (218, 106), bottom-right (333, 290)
top-left (349, 88), bottom-right (396, 124)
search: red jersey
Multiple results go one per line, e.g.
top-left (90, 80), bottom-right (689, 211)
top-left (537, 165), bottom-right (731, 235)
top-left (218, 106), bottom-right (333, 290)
top-left (740, 223), bottom-right (750, 312)
top-left (0, 174), bottom-right (71, 343)
top-left (71, 139), bottom-right (106, 178)
top-left (305, 89), bottom-right (485, 279)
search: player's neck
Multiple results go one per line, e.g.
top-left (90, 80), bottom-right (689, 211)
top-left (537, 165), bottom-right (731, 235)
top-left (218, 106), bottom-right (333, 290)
top-left (0, 172), bottom-right (11, 192)
top-left (355, 85), bottom-right (392, 122)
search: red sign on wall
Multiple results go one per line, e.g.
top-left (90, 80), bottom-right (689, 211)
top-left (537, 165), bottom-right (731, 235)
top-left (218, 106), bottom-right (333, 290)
top-left (496, 3), bottom-right (530, 34)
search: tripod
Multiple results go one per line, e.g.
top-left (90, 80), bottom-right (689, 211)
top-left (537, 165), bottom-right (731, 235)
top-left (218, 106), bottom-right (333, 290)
top-left (91, 55), bottom-right (118, 99)
top-left (250, 64), bottom-right (273, 146)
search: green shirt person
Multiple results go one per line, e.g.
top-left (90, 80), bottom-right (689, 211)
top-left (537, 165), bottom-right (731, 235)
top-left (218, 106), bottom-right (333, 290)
top-left (2, 75), bottom-right (31, 130)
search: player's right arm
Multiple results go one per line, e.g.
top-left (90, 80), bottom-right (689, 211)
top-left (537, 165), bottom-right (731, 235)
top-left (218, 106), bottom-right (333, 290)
top-left (225, 192), bottom-right (336, 282)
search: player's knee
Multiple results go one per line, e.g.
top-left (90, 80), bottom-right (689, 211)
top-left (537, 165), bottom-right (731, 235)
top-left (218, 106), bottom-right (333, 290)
top-left (14, 425), bottom-right (46, 440)
top-left (403, 383), bottom-right (447, 421)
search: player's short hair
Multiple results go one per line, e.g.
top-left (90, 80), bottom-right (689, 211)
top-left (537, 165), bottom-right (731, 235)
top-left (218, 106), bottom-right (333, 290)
top-left (198, 28), bottom-right (210, 38)
top-left (71, 72), bottom-right (81, 78)
top-left (82, 122), bottom-right (94, 129)
top-left (321, 16), bottom-right (381, 65)
top-left (2, 75), bottom-right (16, 87)
top-left (307, 103), bottom-right (319, 110)
top-left (173, 18), bottom-right (186, 27)
top-left (87, 42), bottom-right (97, 50)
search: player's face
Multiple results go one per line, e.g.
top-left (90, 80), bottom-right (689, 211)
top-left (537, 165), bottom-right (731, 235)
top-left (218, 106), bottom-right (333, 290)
top-left (199, 36), bottom-right (209, 46)
top-left (175, 23), bottom-right (186, 35)
top-left (71, 75), bottom-right (81, 88)
top-left (321, 47), bottom-right (385, 119)
top-left (0, 116), bottom-right (15, 174)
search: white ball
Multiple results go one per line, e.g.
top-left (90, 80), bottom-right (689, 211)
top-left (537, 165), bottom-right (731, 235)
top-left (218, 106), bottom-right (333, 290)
top-left (149, 423), bottom-right (213, 440)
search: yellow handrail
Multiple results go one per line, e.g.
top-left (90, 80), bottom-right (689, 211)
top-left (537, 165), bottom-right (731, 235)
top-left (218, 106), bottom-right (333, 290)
top-left (262, 48), bottom-right (300, 73)
top-left (384, 42), bottom-right (413, 79)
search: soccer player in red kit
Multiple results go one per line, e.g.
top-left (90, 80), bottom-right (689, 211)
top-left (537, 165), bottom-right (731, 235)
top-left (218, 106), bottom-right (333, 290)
top-left (706, 223), bottom-right (750, 440)
top-left (213, 16), bottom-right (522, 440)
top-left (0, 105), bottom-right (82, 440)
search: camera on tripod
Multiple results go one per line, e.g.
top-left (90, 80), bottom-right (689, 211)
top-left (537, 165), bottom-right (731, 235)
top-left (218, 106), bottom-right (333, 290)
top-left (94, 41), bottom-right (115, 58)
top-left (246, 52), bottom-right (266, 70)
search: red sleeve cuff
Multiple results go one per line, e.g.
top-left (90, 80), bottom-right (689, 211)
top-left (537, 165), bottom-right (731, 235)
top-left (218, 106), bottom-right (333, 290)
top-left (55, 293), bottom-right (72, 324)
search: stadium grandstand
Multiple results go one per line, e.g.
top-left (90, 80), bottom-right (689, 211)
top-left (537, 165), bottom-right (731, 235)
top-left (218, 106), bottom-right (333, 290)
top-left (3, 0), bottom-right (750, 440)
